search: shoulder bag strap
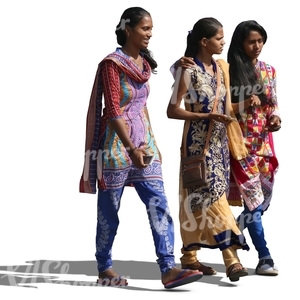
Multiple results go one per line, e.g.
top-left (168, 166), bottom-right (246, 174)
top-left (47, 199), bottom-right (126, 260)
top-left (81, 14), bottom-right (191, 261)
top-left (203, 62), bottom-right (220, 155)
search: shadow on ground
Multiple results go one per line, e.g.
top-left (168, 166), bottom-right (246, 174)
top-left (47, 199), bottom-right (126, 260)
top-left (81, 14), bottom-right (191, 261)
top-left (0, 260), bottom-right (255, 290)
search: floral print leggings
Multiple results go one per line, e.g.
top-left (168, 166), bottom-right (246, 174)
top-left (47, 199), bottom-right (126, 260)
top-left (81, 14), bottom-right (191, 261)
top-left (95, 180), bottom-right (176, 275)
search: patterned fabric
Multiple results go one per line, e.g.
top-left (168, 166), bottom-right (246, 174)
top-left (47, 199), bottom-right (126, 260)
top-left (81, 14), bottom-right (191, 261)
top-left (176, 58), bottom-right (249, 252)
top-left (229, 60), bottom-right (279, 211)
top-left (182, 58), bottom-right (230, 212)
top-left (79, 48), bottom-right (162, 192)
top-left (95, 180), bottom-right (176, 274)
top-left (179, 193), bottom-right (249, 251)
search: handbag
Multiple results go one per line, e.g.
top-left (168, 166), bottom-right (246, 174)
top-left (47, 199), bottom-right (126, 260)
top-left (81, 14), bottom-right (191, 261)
top-left (181, 154), bottom-right (207, 188)
top-left (180, 63), bottom-right (220, 189)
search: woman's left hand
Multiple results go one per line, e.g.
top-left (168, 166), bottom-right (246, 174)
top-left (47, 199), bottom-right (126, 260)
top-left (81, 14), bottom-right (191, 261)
top-left (129, 147), bottom-right (148, 168)
top-left (249, 95), bottom-right (261, 107)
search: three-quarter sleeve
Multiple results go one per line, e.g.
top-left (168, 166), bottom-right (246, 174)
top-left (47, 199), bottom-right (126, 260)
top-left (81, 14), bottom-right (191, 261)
top-left (100, 60), bottom-right (123, 119)
top-left (269, 65), bottom-right (280, 117)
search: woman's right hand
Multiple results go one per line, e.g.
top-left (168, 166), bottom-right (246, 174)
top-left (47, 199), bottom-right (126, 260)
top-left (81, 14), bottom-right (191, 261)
top-left (175, 56), bottom-right (195, 70)
top-left (129, 147), bottom-right (148, 169)
top-left (209, 112), bottom-right (234, 125)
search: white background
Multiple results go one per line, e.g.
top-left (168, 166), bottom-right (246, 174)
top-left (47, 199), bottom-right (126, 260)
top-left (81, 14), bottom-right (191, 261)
top-left (0, 0), bottom-right (298, 298)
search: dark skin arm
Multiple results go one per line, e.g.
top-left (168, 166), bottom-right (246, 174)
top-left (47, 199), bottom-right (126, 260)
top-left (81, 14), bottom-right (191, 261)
top-left (176, 57), bottom-right (264, 115)
top-left (110, 118), bottom-right (147, 169)
top-left (232, 94), bottom-right (261, 114)
top-left (101, 60), bottom-right (148, 169)
top-left (232, 96), bottom-right (282, 132)
top-left (266, 79), bottom-right (281, 132)
top-left (174, 57), bottom-right (282, 132)
top-left (167, 67), bottom-right (233, 125)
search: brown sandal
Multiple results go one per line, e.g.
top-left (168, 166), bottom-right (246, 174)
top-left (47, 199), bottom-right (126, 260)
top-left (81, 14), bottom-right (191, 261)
top-left (226, 263), bottom-right (248, 282)
top-left (182, 261), bottom-right (217, 275)
top-left (97, 269), bottom-right (128, 287)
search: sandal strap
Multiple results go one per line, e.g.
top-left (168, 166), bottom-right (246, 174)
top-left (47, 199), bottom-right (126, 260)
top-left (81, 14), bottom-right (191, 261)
top-left (257, 258), bottom-right (274, 268)
top-left (226, 263), bottom-right (242, 277)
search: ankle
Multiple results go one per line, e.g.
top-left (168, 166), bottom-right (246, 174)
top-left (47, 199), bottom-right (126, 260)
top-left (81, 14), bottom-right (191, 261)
top-left (259, 255), bottom-right (272, 261)
top-left (98, 268), bottom-right (118, 278)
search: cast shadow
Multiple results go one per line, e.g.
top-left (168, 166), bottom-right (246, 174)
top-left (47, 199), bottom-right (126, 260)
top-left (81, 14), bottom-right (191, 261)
top-left (0, 259), bottom-right (255, 290)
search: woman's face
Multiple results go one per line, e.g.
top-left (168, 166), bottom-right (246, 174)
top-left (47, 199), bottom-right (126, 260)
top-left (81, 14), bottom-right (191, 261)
top-left (126, 15), bottom-right (153, 49)
top-left (243, 30), bottom-right (264, 61)
top-left (204, 27), bottom-right (225, 55)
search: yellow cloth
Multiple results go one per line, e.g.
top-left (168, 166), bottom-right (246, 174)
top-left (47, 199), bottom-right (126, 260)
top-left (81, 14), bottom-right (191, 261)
top-left (180, 248), bottom-right (198, 265)
top-left (180, 243), bottom-right (240, 271)
top-left (179, 191), bottom-right (247, 250)
top-left (217, 59), bottom-right (248, 160)
top-left (222, 246), bottom-right (240, 270)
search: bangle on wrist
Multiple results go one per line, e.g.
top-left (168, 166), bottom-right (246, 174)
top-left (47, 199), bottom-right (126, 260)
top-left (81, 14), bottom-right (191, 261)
top-left (127, 147), bottom-right (137, 157)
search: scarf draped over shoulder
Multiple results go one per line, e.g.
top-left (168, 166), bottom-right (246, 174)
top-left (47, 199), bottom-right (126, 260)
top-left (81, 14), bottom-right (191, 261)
top-left (217, 59), bottom-right (248, 161)
top-left (79, 50), bottom-right (151, 194)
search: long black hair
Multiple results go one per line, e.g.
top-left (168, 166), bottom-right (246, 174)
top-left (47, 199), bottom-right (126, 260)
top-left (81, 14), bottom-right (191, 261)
top-left (115, 7), bottom-right (158, 73)
top-left (227, 20), bottom-right (268, 103)
top-left (185, 17), bottom-right (223, 57)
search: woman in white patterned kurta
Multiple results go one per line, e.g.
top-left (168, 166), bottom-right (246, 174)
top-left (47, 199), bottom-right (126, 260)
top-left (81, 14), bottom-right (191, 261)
top-left (167, 17), bottom-right (249, 282)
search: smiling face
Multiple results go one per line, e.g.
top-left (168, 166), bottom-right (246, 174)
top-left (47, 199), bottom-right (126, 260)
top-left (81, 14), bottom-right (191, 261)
top-left (126, 15), bottom-right (153, 49)
top-left (202, 27), bottom-right (225, 55)
top-left (243, 30), bottom-right (264, 62)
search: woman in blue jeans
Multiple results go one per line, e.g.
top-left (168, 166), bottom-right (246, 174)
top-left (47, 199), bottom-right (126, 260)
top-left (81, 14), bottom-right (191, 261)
top-left (236, 205), bottom-right (274, 272)
top-left (227, 20), bottom-right (281, 276)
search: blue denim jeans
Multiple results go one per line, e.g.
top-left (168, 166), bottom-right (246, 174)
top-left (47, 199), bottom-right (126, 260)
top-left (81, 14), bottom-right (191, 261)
top-left (95, 180), bottom-right (176, 274)
top-left (237, 204), bottom-right (270, 259)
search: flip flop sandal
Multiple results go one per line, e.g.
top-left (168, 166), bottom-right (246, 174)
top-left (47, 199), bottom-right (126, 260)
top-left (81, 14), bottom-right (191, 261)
top-left (164, 269), bottom-right (203, 289)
